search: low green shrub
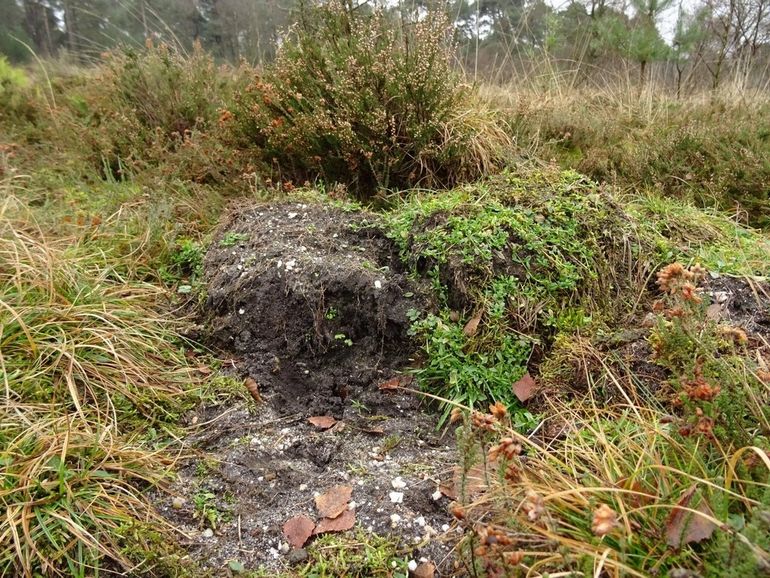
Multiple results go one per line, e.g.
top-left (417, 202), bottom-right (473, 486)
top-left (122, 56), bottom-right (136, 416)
top-left (59, 42), bottom-right (244, 184)
top-left (226, 0), bottom-right (511, 195)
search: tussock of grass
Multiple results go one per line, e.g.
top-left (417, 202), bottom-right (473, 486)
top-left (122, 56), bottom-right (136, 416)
top-left (0, 194), bottom-right (194, 428)
top-left (491, 88), bottom-right (770, 226)
top-left (0, 409), bottom-right (175, 577)
top-left (0, 180), bottom-right (204, 575)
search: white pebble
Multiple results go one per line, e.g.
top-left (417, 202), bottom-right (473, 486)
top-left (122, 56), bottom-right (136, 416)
top-left (374, 280), bottom-right (382, 289)
top-left (348, 501), bottom-right (357, 510)
top-left (408, 560), bottom-right (418, 571)
top-left (415, 516), bottom-right (426, 527)
top-left (390, 513), bottom-right (402, 525)
top-left (391, 477), bottom-right (407, 490)
top-left (238, 308), bottom-right (245, 315)
top-left (441, 524), bottom-right (450, 532)
top-left (299, 484), bottom-right (308, 491)
top-left (172, 497), bottom-right (185, 509)
top-left (288, 212), bottom-right (298, 219)
top-left (202, 528), bottom-right (214, 538)
top-left (389, 491), bottom-right (404, 504)
top-left (432, 490), bottom-right (442, 501)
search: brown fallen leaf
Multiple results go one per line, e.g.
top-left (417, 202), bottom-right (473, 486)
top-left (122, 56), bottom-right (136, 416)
top-left (512, 373), bottom-right (537, 402)
top-left (196, 365), bottom-right (213, 375)
top-left (315, 485), bottom-right (352, 519)
top-left (307, 416), bottom-right (336, 430)
top-left (314, 509), bottom-right (355, 534)
top-left (463, 311), bottom-right (483, 337)
top-left (378, 377), bottom-right (401, 391)
top-left (378, 375), bottom-right (414, 391)
top-left (359, 425), bottom-right (384, 435)
top-left (244, 377), bottom-right (261, 403)
top-left (439, 480), bottom-right (458, 500)
top-left (665, 485), bottom-right (718, 548)
top-left (282, 515), bottom-right (315, 549)
top-left (412, 561), bottom-right (436, 578)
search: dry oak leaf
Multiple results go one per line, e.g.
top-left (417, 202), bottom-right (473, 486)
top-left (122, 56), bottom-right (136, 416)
top-left (665, 485), bottom-right (718, 548)
top-left (463, 311), bottom-right (483, 337)
top-left (512, 373), bottom-right (537, 402)
top-left (315, 485), bottom-right (352, 519)
top-left (592, 504), bottom-right (619, 536)
top-left (307, 416), bottom-right (337, 430)
top-left (282, 515), bottom-right (315, 549)
top-left (314, 509), bottom-right (355, 534)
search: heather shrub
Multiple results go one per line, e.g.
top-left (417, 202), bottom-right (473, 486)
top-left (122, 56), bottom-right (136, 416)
top-left (63, 42), bottom-right (243, 183)
top-left (227, 1), bottom-right (511, 195)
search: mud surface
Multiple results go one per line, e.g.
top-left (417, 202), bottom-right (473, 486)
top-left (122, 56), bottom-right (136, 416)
top-left (156, 202), bottom-right (459, 574)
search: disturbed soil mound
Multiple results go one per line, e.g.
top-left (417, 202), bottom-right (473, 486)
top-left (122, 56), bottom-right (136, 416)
top-left (203, 202), bottom-right (427, 416)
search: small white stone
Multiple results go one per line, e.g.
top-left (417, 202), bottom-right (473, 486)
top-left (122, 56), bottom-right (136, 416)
top-left (257, 476), bottom-right (264, 482)
top-left (172, 497), bottom-right (185, 509)
top-left (389, 491), bottom-right (404, 504)
top-left (432, 490), bottom-right (442, 501)
top-left (391, 561), bottom-right (398, 568)
top-left (288, 212), bottom-right (298, 219)
top-left (279, 542), bottom-right (290, 554)
top-left (202, 528), bottom-right (214, 538)
top-left (238, 308), bottom-right (245, 315)
top-left (415, 516), bottom-right (426, 527)
top-left (299, 483), bottom-right (308, 491)
top-left (408, 560), bottom-right (418, 571)
top-left (420, 557), bottom-right (428, 563)
top-left (390, 513), bottom-right (402, 525)
top-left (348, 501), bottom-right (357, 510)
top-left (285, 259), bottom-right (296, 271)
top-left (374, 280), bottom-right (382, 289)
top-left (391, 477), bottom-right (407, 490)
top-left (441, 524), bottom-right (450, 532)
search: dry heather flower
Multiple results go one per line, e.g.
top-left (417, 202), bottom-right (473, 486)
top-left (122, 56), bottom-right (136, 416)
top-left (665, 306), bottom-right (686, 319)
top-left (683, 375), bottom-right (721, 401)
top-left (450, 503), bottom-right (466, 520)
top-left (489, 401), bottom-right (508, 421)
top-left (488, 438), bottom-right (522, 462)
top-left (471, 411), bottom-right (497, 432)
top-left (522, 490), bottom-right (545, 522)
top-left (680, 282), bottom-right (702, 304)
top-left (504, 462), bottom-right (521, 483)
top-left (592, 504), bottom-right (619, 536)
top-left (690, 263), bottom-right (707, 280)
top-left (657, 263), bottom-right (686, 292)
top-left (450, 407), bottom-right (465, 424)
top-left (503, 551), bottom-right (524, 565)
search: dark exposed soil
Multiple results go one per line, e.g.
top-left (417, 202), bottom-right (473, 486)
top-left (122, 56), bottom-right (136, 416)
top-left (155, 202), bottom-right (459, 574)
top-left (202, 202), bottom-right (430, 417)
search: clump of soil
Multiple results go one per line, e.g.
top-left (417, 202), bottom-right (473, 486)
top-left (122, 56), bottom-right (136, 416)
top-left (202, 202), bottom-right (429, 417)
top-left (156, 201), bottom-right (459, 574)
